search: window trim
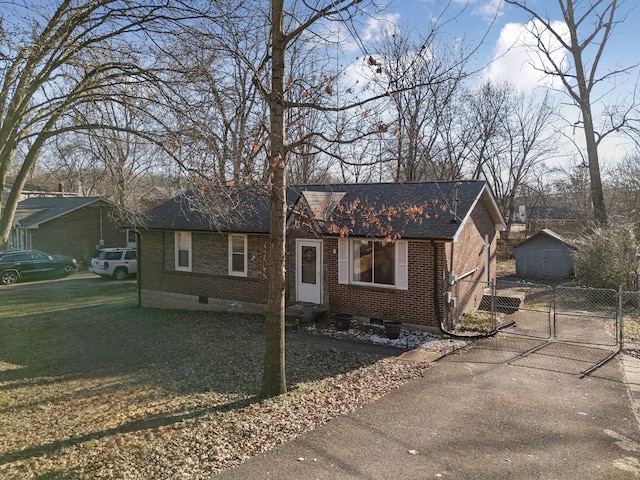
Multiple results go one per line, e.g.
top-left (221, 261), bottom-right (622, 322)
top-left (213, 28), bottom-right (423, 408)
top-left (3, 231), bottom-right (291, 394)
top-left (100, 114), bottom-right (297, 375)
top-left (338, 238), bottom-right (408, 290)
top-left (174, 231), bottom-right (192, 272)
top-left (228, 234), bottom-right (248, 277)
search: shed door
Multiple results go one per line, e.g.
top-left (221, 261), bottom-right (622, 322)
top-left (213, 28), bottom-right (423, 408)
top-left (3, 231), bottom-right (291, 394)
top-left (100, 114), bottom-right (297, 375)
top-left (296, 239), bottom-right (322, 304)
top-left (523, 249), bottom-right (566, 277)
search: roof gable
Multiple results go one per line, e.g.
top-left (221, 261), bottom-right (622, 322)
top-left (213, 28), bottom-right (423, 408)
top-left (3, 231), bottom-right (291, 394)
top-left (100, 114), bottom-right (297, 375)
top-left (515, 228), bottom-right (577, 250)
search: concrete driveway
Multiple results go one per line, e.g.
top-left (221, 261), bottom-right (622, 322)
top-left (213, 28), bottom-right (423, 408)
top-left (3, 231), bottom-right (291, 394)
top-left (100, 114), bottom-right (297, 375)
top-left (216, 333), bottom-right (640, 479)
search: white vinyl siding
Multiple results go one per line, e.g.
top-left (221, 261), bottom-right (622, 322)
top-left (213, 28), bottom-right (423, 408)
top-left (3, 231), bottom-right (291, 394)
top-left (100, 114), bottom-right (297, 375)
top-left (396, 240), bottom-right (408, 290)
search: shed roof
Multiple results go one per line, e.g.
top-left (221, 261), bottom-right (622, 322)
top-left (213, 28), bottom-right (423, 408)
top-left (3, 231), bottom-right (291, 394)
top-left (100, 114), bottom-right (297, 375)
top-left (515, 228), bottom-right (578, 250)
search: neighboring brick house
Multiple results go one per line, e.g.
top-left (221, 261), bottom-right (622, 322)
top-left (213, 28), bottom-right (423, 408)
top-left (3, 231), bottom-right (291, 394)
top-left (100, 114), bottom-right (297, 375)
top-left (139, 181), bottom-right (505, 331)
top-left (10, 197), bottom-right (130, 265)
top-left (525, 206), bottom-right (585, 239)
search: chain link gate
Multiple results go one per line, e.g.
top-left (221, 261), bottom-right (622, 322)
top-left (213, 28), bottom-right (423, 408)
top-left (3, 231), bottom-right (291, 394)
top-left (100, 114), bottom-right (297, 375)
top-left (450, 279), bottom-right (626, 376)
top-left (554, 286), bottom-right (619, 347)
top-left (493, 280), bottom-right (553, 340)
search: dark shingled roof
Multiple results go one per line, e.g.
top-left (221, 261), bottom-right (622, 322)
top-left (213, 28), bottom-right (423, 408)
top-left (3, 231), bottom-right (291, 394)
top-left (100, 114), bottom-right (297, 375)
top-left (15, 197), bottom-right (113, 227)
top-left (143, 188), bottom-right (272, 233)
top-left (528, 205), bottom-right (583, 220)
top-left (143, 181), bottom-right (504, 241)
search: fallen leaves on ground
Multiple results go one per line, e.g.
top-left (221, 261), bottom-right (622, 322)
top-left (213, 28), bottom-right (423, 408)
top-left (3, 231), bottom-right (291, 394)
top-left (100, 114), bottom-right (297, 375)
top-left (0, 305), bottom-right (467, 479)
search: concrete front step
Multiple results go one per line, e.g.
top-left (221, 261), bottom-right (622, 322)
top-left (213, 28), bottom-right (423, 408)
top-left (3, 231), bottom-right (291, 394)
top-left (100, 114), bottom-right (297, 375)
top-left (285, 303), bottom-right (329, 331)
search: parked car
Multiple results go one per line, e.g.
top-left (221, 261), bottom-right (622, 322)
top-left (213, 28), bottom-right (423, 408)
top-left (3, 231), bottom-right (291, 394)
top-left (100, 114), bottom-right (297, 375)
top-left (0, 250), bottom-right (78, 285)
top-left (89, 248), bottom-right (137, 280)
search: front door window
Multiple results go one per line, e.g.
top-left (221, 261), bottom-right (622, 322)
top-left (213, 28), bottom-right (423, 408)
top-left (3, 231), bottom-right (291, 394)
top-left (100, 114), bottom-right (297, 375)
top-left (301, 246), bottom-right (317, 284)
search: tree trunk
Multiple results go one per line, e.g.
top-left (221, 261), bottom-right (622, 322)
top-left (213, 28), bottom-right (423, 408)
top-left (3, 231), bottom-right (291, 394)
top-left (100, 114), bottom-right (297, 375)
top-left (580, 102), bottom-right (607, 225)
top-left (261, 0), bottom-right (287, 398)
top-left (567, 4), bottom-right (607, 226)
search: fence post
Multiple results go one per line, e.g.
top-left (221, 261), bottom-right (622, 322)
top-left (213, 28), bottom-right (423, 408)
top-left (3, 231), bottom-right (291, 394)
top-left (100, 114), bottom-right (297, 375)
top-left (618, 286), bottom-right (624, 349)
top-left (490, 279), bottom-right (496, 331)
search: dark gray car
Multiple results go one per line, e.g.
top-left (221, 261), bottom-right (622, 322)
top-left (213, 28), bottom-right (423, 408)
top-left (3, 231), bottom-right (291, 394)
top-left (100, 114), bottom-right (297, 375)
top-left (0, 250), bottom-right (78, 285)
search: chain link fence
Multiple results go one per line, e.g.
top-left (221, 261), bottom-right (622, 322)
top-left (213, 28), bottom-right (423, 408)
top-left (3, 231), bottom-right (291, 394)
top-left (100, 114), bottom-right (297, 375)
top-left (450, 279), bottom-right (639, 351)
top-left (621, 290), bottom-right (640, 351)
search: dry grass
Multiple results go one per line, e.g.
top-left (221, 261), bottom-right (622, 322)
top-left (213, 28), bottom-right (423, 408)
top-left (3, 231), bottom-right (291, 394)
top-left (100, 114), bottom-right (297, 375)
top-left (0, 276), bottom-right (439, 479)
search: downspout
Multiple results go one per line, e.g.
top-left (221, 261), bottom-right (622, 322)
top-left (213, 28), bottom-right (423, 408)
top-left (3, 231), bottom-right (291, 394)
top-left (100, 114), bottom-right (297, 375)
top-left (99, 207), bottom-right (104, 247)
top-left (433, 240), bottom-right (497, 339)
top-left (447, 182), bottom-right (461, 286)
top-left (432, 240), bottom-right (448, 335)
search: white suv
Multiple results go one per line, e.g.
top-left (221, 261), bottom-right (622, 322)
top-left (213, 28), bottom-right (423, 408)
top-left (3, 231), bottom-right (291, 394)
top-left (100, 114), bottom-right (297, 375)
top-left (90, 248), bottom-right (137, 280)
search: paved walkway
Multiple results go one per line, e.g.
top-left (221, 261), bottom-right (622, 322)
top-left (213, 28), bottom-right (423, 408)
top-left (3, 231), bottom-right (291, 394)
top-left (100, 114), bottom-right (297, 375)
top-left (215, 333), bottom-right (640, 479)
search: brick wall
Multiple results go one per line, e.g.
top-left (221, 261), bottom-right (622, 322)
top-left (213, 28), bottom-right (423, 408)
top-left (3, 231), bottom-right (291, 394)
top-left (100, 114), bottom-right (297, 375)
top-left (140, 230), bottom-right (270, 308)
top-left (326, 238), bottom-right (447, 328)
top-left (29, 204), bottom-right (126, 263)
top-left (139, 199), bottom-right (498, 325)
top-left (443, 203), bottom-right (498, 325)
top-left (325, 200), bottom-right (497, 329)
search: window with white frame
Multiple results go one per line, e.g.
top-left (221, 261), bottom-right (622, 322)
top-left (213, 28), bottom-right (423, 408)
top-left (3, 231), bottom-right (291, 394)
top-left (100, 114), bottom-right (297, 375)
top-left (228, 234), bottom-right (247, 276)
top-left (175, 231), bottom-right (192, 271)
top-left (338, 238), bottom-right (408, 289)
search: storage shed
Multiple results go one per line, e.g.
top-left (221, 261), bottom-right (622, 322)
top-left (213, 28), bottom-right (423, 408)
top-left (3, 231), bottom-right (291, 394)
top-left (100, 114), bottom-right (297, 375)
top-left (514, 229), bottom-right (577, 278)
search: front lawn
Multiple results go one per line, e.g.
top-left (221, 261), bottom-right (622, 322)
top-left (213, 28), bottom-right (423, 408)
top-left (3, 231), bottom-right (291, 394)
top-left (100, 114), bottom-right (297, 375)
top-left (0, 276), bottom-right (428, 479)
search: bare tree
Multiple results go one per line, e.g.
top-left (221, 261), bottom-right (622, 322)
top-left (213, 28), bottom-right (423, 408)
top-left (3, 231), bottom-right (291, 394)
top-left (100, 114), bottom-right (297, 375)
top-left (159, 13), bottom-right (271, 187)
top-left (361, 23), bottom-right (471, 182)
top-left (607, 152), bottom-right (640, 226)
top-left (469, 81), bottom-right (556, 237)
top-left (505, 0), bottom-right (639, 225)
top-left (0, 1), bottom-right (214, 249)
top-left (254, 0), bottom-right (489, 396)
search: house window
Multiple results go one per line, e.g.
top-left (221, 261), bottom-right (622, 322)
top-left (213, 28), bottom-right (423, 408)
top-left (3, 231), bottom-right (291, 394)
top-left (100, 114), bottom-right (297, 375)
top-left (175, 231), bottom-right (192, 271)
top-left (338, 238), bottom-right (407, 289)
top-left (228, 234), bottom-right (247, 276)
top-left (352, 240), bottom-right (395, 285)
top-left (126, 228), bottom-right (137, 246)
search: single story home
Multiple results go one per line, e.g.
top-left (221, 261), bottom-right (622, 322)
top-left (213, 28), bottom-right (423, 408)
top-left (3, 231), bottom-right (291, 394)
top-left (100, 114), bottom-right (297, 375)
top-left (514, 228), bottom-right (577, 278)
top-left (138, 181), bottom-right (506, 330)
top-left (525, 205), bottom-right (584, 238)
top-left (10, 197), bottom-right (133, 265)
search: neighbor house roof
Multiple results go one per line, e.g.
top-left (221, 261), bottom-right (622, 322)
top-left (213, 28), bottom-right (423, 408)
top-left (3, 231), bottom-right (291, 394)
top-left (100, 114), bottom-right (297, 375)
top-left (143, 181), bottom-right (506, 241)
top-left (515, 228), bottom-right (578, 250)
top-left (528, 205), bottom-right (583, 220)
top-left (14, 197), bottom-right (115, 228)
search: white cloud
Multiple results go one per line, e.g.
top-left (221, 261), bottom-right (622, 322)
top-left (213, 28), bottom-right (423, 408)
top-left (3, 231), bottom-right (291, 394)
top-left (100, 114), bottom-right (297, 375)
top-left (314, 12), bottom-right (401, 56)
top-left (472, 0), bottom-right (505, 21)
top-left (359, 13), bottom-right (401, 45)
top-left (483, 19), bottom-right (569, 91)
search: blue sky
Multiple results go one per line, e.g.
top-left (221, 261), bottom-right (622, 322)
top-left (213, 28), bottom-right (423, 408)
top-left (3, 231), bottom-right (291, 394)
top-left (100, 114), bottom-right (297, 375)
top-left (354, 0), bottom-right (640, 166)
top-left (385, 0), bottom-right (639, 86)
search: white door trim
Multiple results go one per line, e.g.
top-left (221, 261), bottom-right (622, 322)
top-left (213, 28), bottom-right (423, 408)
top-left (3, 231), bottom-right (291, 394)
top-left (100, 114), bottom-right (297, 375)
top-left (296, 239), bottom-right (322, 304)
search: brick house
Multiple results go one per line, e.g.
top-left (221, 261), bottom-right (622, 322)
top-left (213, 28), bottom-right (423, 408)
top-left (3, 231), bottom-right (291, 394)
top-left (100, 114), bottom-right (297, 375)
top-left (10, 197), bottom-right (131, 265)
top-left (138, 181), bottom-right (505, 331)
top-left (525, 205), bottom-right (585, 239)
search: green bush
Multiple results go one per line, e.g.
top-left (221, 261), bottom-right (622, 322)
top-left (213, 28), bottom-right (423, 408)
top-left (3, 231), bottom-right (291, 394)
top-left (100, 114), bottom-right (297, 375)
top-left (574, 220), bottom-right (639, 290)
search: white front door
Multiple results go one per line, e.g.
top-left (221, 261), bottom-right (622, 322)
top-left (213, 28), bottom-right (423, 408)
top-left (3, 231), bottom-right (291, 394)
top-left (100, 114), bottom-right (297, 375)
top-left (296, 239), bottom-right (322, 304)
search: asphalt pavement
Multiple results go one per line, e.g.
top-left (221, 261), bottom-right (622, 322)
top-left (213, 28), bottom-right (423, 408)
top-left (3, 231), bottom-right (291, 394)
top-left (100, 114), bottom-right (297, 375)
top-left (215, 333), bottom-right (640, 479)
